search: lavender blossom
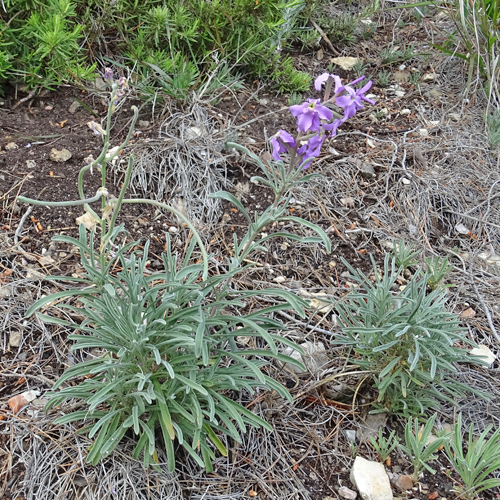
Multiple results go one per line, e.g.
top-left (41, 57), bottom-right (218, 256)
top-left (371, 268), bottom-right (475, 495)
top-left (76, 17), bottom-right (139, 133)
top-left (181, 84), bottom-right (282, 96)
top-left (336, 79), bottom-right (375, 119)
top-left (271, 130), bottom-right (296, 161)
top-left (104, 67), bottom-right (114, 81)
top-left (289, 99), bottom-right (333, 133)
top-left (297, 134), bottom-right (324, 168)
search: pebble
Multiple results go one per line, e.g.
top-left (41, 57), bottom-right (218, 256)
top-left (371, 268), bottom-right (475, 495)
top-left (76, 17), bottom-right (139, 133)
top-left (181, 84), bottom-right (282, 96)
top-left (5, 142), bottom-right (18, 150)
top-left (400, 109), bottom-right (411, 115)
top-left (339, 486), bottom-right (357, 500)
top-left (9, 331), bottom-right (22, 347)
top-left (139, 120), bottom-right (150, 128)
top-left (26, 160), bottom-right (36, 169)
top-left (168, 226), bottom-right (178, 233)
top-left (402, 178), bottom-right (411, 185)
top-left (273, 276), bottom-right (286, 283)
top-left (396, 474), bottom-right (414, 491)
top-left (422, 73), bottom-right (437, 81)
top-left (50, 148), bottom-right (72, 162)
top-left (68, 100), bottom-right (81, 114)
top-left (449, 113), bottom-right (460, 122)
top-left (418, 128), bottom-right (429, 137)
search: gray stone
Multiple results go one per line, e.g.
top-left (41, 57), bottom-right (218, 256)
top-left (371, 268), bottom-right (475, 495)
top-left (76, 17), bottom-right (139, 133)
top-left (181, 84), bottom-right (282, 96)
top-left (68, 100), bottom-right (81, 114)
top-left (9, 331), bottom-right (21, 347)
top-left (350, 457), bottom-right (393, 500)
top-left (339, 486), bottom-right (358, 500)
top-left (283, 341), bottom-right (329, 374)
top-left (50, 148), bottom-right (72, 162)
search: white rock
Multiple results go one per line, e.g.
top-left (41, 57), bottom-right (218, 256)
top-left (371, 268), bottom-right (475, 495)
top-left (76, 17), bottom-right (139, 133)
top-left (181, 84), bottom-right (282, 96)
top-left (418, 128), bottom-right (429, 137)
top-left (449, 113), bottom-right (460, 122)
top-left (283, 341), bottom-right (329, 374)
top-left (185, 126), bottom-right (203, 140)
top-left (26, 160), bottom-right (36, 169)
top-left (470, 345), bottom-right (496, 367)
top-left (139, 120), bottom-right (150, 128)
top-left (400, 109), bottom-right (411, 115)
top-left (350, 457), bottom-right (393, 500)
top-left (331, 57), bottom-right (359, 70)
top-left (422, 73), bottom-right (437, 81)
top-left (168, 226), bottom-right (178, 233)
top-left (9, 331), bottom-right (21, 347)
top-left (68, 100), bottom-right (81, 114)
top-left (339, 486), bottom-right (358, 500)
top-left (402, 178), bottom-right (411, 185)
top-left (455, 223), bottom-right (470, 235)
top-left (5, 142), bottom-right (18, 150)
top-left (273, 276), bottom-right (286, 283)
top-left (394, 90), bottom-right (405, 98)
top-left (345, 430), bottom-right (357, 443)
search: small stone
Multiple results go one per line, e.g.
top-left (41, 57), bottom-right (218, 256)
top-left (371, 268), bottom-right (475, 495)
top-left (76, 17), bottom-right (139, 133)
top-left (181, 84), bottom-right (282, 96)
top-left (185, 126), bottom-right (203, 140)
top-left (449, 113), bottom-right (460, 122)
top-left (50, 148), bottom-right (72, 162)
top-left (139, 120), bottom-right (150, 128)
top-left (331, 56), bottom-right (358, 70)
top-left (402, 178), bottom-right (411, 185)
top-left (273, 276), bottom-right (286, 283)
top-left (68, 100), bottom-right (81, 114)
top-left (168, 226), bottom-right (178, 233)
top-left (345, 430), bottom-right (357, 443)
top-left (400, 109), bottom-right (411, 115)
top-left (9, 331), bottom-right (21, 347)
top-left (395, 475), bottom-right (414, 491)
top-left (394, 90), bottom-right (406, 98)
top-left (26, 160), bottom-right (36, 169)
top-left (339, 486), bottom-right (358, 500)
top-left (470, 345), bottom-right (496, 367)
top-left (340, 197), bottom-right (356, 208)
top-left (5, 142), bottom-right (18, 150)
top-left (418, 129), bottom-right (429, 137)
top-left (350, 457), bottom-right (393, 500)
top-left (422, 73), bottom-right (437, 81)
top-left (44, 105), bottom-right (53, 111)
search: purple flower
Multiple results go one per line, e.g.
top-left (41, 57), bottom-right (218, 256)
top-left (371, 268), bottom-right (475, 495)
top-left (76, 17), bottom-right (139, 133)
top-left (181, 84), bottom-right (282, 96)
top-left (289, 99), bottom-right (333, 133)
top-left (322, 117), bottom-right (344, 137)
top-left (104, 67), bottom-right (114, 81)
top-left (336, 79), bottom-right (375, 119)
top-left (297, 134), bottom-right (324, 169)
top-left (271, 130), bottom-right (296, 161)
top-left (315, 73), bottom-right (345, 93)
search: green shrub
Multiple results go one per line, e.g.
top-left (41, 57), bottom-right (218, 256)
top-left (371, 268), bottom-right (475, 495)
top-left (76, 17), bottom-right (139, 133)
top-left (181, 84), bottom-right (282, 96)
top-left (36, 228), bottom-right (306, 470)
top-left (334, 254), bottom-right (487, 416)
top-left (444, 413), bottom-right (500, 499)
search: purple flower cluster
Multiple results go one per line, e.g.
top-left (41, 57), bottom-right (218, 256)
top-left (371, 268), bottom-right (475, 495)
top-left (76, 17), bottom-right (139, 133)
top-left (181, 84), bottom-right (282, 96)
top-left (272, 73), bottom-right (375, 169)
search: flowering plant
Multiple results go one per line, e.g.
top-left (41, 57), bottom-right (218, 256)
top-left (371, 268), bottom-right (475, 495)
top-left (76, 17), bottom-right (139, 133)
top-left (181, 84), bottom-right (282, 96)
top-left (271, 73), bottom-right (374, 170)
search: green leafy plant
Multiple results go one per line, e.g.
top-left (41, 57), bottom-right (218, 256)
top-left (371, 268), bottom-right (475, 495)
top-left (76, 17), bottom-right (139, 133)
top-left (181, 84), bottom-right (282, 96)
top-left (424, 255), bottom-right (453, 290)
top-left (370, 428), bottom-right (400, 462)
top-left (35, 227), bottom-right (306, 470)
top-left (486, 108), bottom-right (500, 149)
top-left (399, 413), bottom-right (446, 482)
top-left (334, 255), bottom-right (487, 416)
top-left (392, 239), bottom-right (419, 268)
top-left (288, 92), bottom-right (304, 106)
top-left (352, 59), bottom-right (369, 79)
top-left (444, 413), bottom-right (500, 499)
top-left (409, 71), bottom-right (421, 85)
top-left (377, 70), bottom-right (391, 88)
